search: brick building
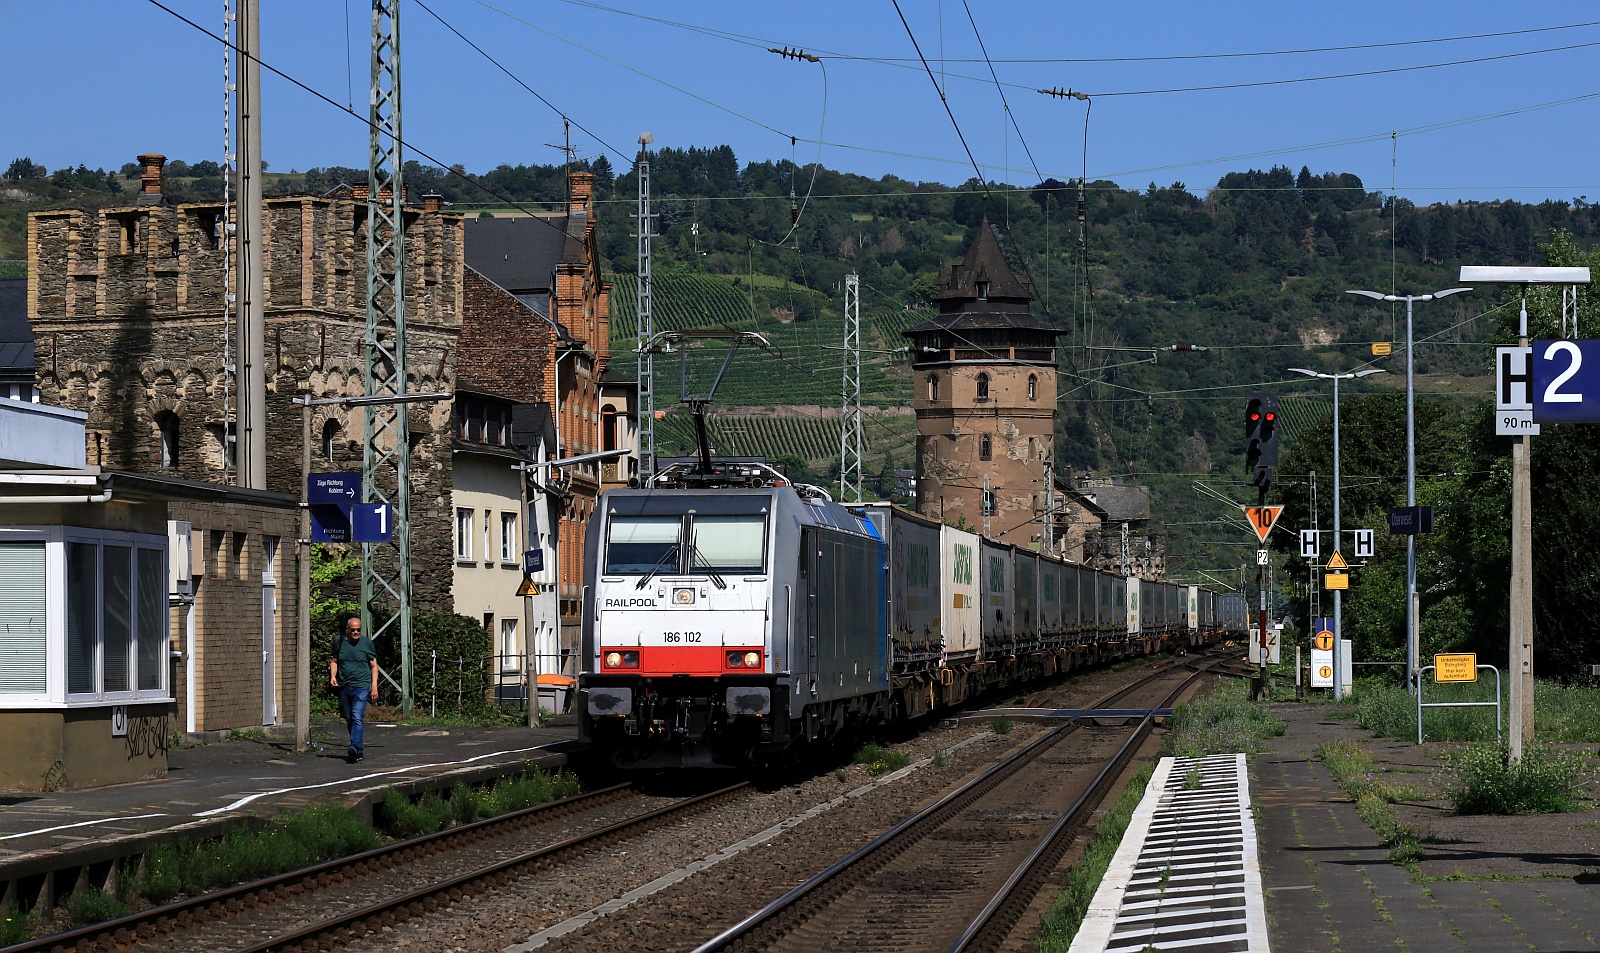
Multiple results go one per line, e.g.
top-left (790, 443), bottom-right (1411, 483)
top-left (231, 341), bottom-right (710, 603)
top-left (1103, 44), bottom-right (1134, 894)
top-left (906, 219), bottom-right (1061, 549)
top-left (462, 171), bottom-right (614, 676)
top-left (26, 155), bottom-right (464, 731)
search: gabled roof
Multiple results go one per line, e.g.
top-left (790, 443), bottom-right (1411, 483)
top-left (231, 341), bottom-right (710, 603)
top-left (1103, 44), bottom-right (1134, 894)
top-left (464, 215), bottom-right (570, 295)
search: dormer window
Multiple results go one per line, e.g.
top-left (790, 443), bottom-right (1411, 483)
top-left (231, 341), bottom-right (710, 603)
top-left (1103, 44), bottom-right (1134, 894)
top-left (976, 281), bottom-right (989, 300)
top-left (975, 373), bottom-right (990, 401)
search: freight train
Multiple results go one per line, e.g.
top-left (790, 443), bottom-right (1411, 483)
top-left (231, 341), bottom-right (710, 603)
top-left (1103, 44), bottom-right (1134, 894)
top-left (578, 461), bottom-right (1246, 769)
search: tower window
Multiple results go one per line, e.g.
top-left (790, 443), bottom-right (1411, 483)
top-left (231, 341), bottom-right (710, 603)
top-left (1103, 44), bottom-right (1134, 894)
top-left (975, 373), bottom-right (990, 401)
top-left (979, 433), bottom-right (993, 461)
top-left (929, 374), bottom-right (940, 402)
top-left (1027, 374), bottom-right (1038, 401)
top-left (321, 419), bottom-right (341, 462)
top-left (157, 412), bottom-right (180, 469)
top-left (977, 281), bottom-right (989, 300)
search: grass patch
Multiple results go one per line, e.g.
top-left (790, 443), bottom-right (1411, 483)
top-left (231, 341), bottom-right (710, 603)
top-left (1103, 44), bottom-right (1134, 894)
top-left (1440, 742), bottom-right (1590, 815)
top-left (0, 904), bottom-right (30, 945)
top-left (1317, 741), bottom-right (1428, 868)
top-left (1358, 679), bottom-right (1600, 744)
top-left (62, 891), bottom-right (130, 925)
top-left (1035, 764), bottom-right (1155, 952)
top-left (852, 743), bottom-right (911, 776)
top-left (377, 767), bottom-right (582, 837)
top-left (138, 804), bottom-right (379, 902)
top-left (990, 717), bottom-right (1014, 735)
top-left (1163, 679), bottom-right (1285, 757)
top-left (931, 751), bottom-right (950, 768)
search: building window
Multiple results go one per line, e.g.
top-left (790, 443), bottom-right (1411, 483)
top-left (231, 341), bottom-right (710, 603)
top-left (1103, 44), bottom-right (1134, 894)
top-left (601, 405), bottom-right (618, 452)
top-left (486, 406), bottom-right (502, 445)
top-left (0, 541), bottom-right (47, 695)
top-left (1027, 374), bottom-right (1038, 401)
top-left (483, 509), bottom-right (493, 567)
top-left (456, 508), bottom-right (474, 561)
top-left (982, 489), bottom-right (996, 516)
top-left (157, 412), bottom-right (180, 469)
top-left (977, 281), bottom-right (989, 300)
top-left (975, 373), bottom-right (990, 401)
top-left (500, 618), bottom-right (519, 663)
top-left (501, 512), bottom-right (517, 564)
top-left (929, 375), bottom-right (940, 402)
top-left (979, 433), bottom-right (993, 461)
top-left (66, 537), bottom-right (167, 699)
top-left (321, 419), bottom-right (341, 462)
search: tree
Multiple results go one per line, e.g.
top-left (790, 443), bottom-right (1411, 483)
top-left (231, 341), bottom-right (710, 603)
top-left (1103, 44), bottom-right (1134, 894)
top-left (5, 157), bottom-right (45, 180)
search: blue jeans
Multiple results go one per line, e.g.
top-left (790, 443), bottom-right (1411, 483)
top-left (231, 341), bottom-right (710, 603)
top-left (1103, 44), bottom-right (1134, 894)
top-left (339, 685), bottom-right (370, 756)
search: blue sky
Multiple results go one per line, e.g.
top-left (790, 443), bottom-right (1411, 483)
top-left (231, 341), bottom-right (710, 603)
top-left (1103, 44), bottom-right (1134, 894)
top-left (3, 1), bottom-right (1598, 205)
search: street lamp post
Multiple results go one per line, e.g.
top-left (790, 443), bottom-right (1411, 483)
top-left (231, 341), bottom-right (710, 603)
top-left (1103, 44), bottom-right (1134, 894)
top-left (1346, 287), bottom-right (1470, 692)
top-left (1290, 367), bottom-right (1386, 701)
top-left (295, 390), bottom-right (452, 752)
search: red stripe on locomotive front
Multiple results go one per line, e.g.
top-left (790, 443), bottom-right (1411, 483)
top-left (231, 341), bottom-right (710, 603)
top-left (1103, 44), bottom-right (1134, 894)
top-left (601, 646), bottom-right (764, 675)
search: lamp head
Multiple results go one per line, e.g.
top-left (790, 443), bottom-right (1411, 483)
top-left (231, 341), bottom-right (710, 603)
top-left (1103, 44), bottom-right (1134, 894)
top-left (1428, 287), bottom-right (1473, 300)
top-left (1287, 368), bottom-right (1319, 379)
top-left (1345, 290), bottom-right (1388, 302)
top-left (1353, 368), bottom-right (1387, 379)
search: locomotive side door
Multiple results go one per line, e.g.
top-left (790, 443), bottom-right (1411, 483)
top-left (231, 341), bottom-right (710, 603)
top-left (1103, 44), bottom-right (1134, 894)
top-left (801, 529), bottom-right (819, 697)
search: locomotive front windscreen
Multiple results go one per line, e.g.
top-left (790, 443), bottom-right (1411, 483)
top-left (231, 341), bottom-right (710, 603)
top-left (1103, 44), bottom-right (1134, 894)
top-left (690, 515), bottom-right (767, 573)
top-left (605, 516), bottom-right (682, 574)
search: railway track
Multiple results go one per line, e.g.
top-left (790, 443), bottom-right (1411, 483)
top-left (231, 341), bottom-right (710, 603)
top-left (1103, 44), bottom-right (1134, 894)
top-left (692, 655), bottom-right (1221, 953)
top-left (12, 780), bottom-right (752, 953)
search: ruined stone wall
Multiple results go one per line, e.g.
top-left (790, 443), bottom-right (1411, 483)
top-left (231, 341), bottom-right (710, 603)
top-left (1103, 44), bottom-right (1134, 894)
top-left (29, 197), bottom-right (465, 611)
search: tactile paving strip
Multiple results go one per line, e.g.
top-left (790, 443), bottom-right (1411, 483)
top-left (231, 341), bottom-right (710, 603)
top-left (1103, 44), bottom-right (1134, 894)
top-left (1068, 753), bottom-right (1269, 953)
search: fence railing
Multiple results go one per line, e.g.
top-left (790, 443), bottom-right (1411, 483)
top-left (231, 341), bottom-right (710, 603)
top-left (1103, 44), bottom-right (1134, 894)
top-left (424, 651), bottom-right (576, 716)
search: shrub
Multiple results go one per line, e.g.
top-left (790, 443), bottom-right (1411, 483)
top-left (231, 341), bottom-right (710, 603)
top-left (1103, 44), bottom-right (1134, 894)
top-left (63, 890), bottom-right (129, 925)
top-left (852, 743), bottom-right (910, 775)
top-left (1164, 679), bottom-right (1285, 757)
top-left (1441, 742), bottom-right (1590, 815)
top-left (989, 717), bottom-right (1014, 735)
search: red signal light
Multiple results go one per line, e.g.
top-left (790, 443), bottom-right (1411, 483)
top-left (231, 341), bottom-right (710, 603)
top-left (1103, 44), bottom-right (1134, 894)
top-left (1249, 412), bottom-right (1260, 421)
top-left (1264, 412), bottom-right (1275, 421)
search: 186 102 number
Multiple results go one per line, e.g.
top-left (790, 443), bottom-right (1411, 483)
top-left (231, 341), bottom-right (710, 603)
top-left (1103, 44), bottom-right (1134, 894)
top-left (662, 632), bottom-right (703, 643)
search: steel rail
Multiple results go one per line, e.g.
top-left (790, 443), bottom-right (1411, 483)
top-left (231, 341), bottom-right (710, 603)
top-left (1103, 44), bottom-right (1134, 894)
top-left (232, 781), bottom-right (753, 953)
top-left (946, 661), bottom-right (1218, 953)
top-left (7, 781), bottom-right (636, 953)
top-left (691, 655), bottom-right (1216, 953)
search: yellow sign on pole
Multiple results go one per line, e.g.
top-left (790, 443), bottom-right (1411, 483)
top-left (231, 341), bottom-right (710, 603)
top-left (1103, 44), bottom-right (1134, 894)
top-left (1325, 572), bottom-right (1349, 590)
top-left (1327, 550), bottom-right (1349, 570)
top-left (1373, 342), bottom-right (1393, 356)
top-left (1313, 631), bottom-right (1334, 652)
top-left (1435, 653), bottom-right (1478, 683)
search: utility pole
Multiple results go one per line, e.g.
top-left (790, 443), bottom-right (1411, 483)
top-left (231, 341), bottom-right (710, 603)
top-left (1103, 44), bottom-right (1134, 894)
top-left (635, 134), bottom-right (656, 486)
top-left (221, 0), bottom-right (236, 486)
top-left (234, 0), bottom-right (266, 489)
top-left (840, 274), bottom-right (863, 503)
top-left (362, 0), bottom-right (414, 712)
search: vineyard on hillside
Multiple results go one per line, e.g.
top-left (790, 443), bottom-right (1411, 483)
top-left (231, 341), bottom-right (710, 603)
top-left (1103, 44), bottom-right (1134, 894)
top-left (610, 272), bottom-right (917, 407)
top-left (653, 411), bottom-right (918, 473)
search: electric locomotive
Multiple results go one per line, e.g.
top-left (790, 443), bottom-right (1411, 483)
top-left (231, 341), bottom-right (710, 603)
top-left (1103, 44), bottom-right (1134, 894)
top-left (580, 461), bottom-right (889, 768)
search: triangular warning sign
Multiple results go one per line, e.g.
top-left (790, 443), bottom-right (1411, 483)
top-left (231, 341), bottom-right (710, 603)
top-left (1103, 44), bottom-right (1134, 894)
top-left (1327, 551), bottom-right (1348, 571)
top-left (1242, 505), bottom-right (1284, 543)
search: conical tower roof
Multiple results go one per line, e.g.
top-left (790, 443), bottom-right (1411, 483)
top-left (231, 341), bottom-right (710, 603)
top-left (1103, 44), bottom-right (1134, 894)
top-left (935, 216), bottom-right (1032, 304)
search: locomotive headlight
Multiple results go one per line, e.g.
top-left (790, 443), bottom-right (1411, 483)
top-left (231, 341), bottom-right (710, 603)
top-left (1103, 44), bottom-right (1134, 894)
top-left (743, 651), bottom-right (762, 668)
top-left (726, 651), bottom-right (743, 668)
top-left (605, 651), bottom-right (622, 668)
top-left (674, 587), bottom-right (695, 605)
top-left (622, 651), bottom-right (639, 668)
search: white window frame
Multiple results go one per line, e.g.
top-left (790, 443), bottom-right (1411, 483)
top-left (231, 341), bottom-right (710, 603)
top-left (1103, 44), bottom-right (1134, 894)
top-left (0, 525), bottom-right (171, 709)
top-left (455, 507), bottom-right (474, 562)
top-left (500, 512), bottom-right (517, 565)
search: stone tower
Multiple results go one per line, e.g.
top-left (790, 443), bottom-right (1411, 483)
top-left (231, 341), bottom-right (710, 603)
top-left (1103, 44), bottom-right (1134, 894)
top-left (905, 218), bottom-right (1060, 547)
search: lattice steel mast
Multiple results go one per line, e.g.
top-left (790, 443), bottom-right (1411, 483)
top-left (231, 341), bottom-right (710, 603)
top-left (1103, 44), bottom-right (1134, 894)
top-left (362, 0), bottom-right (414, 711)
top-left (635, 135), bottom-right (656, 484)
top-left (840, 273), bottom-right (863, 503)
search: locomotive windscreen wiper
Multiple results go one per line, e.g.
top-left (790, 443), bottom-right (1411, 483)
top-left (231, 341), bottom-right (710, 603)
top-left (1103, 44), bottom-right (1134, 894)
top-left (635, 544), bottom-right (680, 590)
top-left (690, 546), bottom-right (728, 589)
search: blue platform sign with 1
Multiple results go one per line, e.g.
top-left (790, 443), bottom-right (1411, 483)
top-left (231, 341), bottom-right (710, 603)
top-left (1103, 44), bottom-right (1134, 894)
top-left (307, 471), bottom-right (361, 504)
top-left (1532, 339), bottom-right (1600, 424)
top-left (351, 503), bottom-right (394, 543)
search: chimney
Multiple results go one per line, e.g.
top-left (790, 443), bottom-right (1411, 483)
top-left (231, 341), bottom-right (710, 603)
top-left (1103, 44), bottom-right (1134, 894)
top-left (423, 192), bottom-right (443, 213)
top-left (137, 153), bottom-right (166, 205)
top-left (569, 171), bottom-right (595, 233)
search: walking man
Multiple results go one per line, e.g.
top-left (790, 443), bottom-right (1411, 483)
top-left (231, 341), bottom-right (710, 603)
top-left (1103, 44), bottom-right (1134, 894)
top-left (330, 615), bottom-right (379, 763)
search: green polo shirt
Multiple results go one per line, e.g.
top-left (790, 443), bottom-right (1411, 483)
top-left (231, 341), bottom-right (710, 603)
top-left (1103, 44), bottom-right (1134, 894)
top-left (335, 635), bottom-right (378, 688)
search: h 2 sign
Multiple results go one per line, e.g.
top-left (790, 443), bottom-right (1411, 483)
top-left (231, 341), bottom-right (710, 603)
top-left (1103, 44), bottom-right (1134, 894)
top-left (1533, 339), bottom-right (1600, 424)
